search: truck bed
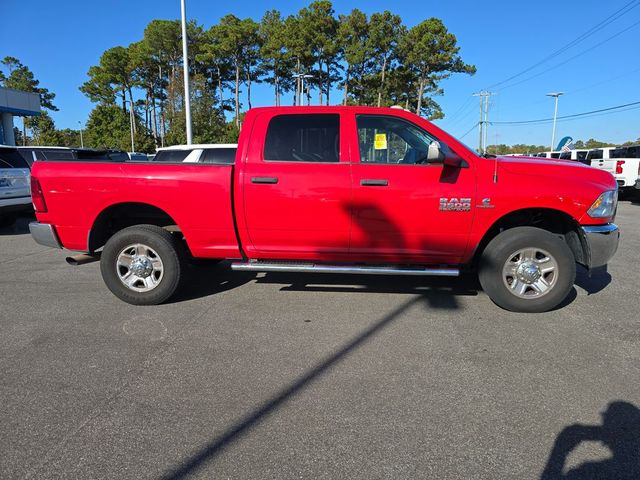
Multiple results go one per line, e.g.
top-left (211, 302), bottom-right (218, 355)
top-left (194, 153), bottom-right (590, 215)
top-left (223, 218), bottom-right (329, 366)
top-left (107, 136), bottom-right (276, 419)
top-left (32, 161), bottom-right (241, 258)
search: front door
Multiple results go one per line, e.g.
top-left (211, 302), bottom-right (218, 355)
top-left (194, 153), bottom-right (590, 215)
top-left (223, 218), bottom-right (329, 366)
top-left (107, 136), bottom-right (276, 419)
top-left (349, 114), bottom-right (476, 264)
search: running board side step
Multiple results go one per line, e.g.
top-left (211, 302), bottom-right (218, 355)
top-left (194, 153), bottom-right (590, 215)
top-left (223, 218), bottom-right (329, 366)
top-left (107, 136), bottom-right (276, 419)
top-left (230, 262), bottom-right (459, 277)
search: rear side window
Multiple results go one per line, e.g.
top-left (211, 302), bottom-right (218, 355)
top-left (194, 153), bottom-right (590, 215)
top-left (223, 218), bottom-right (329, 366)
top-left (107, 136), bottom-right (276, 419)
top-left (588, 150), bottom-right (603, 160)
top-left (611, 148), bottom-right (626, 159)
top-left (42, 150), bottom-right (75, 161)
top-left (559, 152), bottom-right (571, 160)
top-left (264, 114), bottom-right (340, 162)
top-left (0, 149), bottom-right (29, 168)
top-left (153, 150), bottom-right (191, 162)
top-left (201, 148), bottom-right (236, 164)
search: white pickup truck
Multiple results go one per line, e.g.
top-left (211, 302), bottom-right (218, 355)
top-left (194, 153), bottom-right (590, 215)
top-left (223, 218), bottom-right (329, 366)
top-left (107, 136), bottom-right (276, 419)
top-left (0, 146), bottom-right (31, 227)
top-left (588, 145), bottom-right (640, 197)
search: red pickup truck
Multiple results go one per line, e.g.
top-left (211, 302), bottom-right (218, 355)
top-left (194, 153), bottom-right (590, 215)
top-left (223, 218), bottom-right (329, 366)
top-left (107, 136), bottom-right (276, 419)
top-left (29, 106), bottom-right (619, 312)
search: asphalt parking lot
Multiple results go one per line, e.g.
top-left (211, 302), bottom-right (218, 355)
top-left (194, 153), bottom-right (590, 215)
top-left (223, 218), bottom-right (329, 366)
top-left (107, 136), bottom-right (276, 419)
top-left (1, 201), bottom-right (639, 479)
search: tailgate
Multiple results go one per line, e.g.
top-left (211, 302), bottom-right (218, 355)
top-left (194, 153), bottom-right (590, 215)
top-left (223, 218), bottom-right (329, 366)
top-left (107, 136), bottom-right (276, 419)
top-left (590, 159), bottom-right (616, 174)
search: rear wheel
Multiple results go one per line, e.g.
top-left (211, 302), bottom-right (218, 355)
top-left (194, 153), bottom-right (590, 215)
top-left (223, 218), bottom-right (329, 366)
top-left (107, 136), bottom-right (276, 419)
top-left (100, 225), bottom-right (185, 305)
top-left (478, 227), bottom-right (575, 312)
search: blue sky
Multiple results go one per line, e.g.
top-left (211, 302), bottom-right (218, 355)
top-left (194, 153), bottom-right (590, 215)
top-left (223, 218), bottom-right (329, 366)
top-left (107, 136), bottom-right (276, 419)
top-left (2, 0), bottom-right (640, 147)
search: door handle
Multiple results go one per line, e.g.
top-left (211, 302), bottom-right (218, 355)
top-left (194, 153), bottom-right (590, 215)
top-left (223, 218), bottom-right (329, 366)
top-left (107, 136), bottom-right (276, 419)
top-left (360, 179), bottom-right (388, 187)
top-left (251, 177), bottom-right (279, 184)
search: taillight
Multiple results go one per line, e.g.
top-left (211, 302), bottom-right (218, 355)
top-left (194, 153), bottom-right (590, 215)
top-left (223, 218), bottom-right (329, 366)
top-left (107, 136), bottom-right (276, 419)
top-left (31, 176), bottom-right (47, 213)
top-left (616, 160), bottom-right (625, 175)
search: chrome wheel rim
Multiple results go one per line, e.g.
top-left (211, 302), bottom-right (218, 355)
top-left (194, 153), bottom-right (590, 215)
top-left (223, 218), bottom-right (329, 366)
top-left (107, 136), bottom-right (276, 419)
top-left (116, 243), bottom-right (164, 292)
top-left (502, 247), bottom-right (559, 299)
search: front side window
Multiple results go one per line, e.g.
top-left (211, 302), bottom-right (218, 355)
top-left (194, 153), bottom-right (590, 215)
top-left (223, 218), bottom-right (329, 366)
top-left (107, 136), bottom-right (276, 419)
top-left (356, 115), bottom-right (459, 165)
top-left (264, 114), bottom-right (339, 162)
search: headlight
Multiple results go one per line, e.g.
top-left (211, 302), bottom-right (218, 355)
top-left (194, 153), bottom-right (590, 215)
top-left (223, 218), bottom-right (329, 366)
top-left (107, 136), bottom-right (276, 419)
top-left (587, 190), bottom-right (618, 218)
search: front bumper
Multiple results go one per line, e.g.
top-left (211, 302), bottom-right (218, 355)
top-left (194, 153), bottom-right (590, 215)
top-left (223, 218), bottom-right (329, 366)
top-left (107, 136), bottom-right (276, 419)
top-left (29, 222), bottom-right (62, 249)
top-left (581, 224), bottom-right (619, 269)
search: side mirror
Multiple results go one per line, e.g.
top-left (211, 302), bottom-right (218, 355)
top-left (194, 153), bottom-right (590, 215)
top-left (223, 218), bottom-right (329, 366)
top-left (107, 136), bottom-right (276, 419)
top-left (427, 141), bottom-right (445, 163)
top-left (426, 141), bottom-right (467, 168)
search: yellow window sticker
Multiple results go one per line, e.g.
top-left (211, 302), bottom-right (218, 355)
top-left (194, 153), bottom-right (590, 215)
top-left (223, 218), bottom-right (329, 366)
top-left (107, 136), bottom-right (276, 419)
top-left (374, 133), bottom-right (387, 150)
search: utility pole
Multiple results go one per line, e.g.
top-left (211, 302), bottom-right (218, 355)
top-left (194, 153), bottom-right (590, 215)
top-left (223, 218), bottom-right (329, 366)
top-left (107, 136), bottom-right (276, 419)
top-left (473, 91), bottom-right (495, 153)
top-left (180, 0), bottom-right (193, 145)
top-left (546, 92), bottom-right (563, 152)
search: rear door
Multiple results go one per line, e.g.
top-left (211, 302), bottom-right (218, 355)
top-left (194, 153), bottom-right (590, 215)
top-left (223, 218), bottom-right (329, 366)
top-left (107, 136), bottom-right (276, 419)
top-left (240, 112), bottom-right (352, 260)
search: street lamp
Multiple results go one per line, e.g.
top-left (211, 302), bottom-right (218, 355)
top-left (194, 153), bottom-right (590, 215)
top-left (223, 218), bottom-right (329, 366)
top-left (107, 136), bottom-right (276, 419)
top-left (293, 73), bottom-right (314, 106)
top-left (124, 100), bottom-right (135, 153)
top-left (77, 121), bottom-right (84, 148)
top-left (546, 92), bottom-right (564, 152)
top-left (303, 74), bottom-right (313, 106)
top-left (180, 0), bottom-right (193, 144)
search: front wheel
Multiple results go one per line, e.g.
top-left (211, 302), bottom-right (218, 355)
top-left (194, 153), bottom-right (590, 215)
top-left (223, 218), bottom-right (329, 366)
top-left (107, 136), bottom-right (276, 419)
top-left (478, 227), bottom-right (576, 313)
top-left (100, 225), bottom-right (185, 305)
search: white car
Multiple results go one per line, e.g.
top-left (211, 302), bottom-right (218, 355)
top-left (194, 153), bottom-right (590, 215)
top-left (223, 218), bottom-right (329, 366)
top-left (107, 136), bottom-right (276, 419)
top-left (588, 145), bottom-right (640, 195)
top-left (559, 149), bottom-right (590, 164)
top-left (0, 146), bottom-right (31, 227)
top-left (153, 144), bottom-right (237, 164)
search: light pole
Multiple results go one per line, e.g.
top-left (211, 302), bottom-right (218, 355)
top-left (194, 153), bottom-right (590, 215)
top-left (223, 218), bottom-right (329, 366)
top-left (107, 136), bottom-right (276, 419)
top-left (180, 0), bottom-right (193, 144)
top-left (124, 100), bottom-right (135, 153)
top-left (546, 92), bottom-right (563, 152)
top-left (303, 74), bottom-right (313, 106)
top-left (77, 121), bottom-right (84, 148)
top-left (293, 73), bottom-right (314, 106)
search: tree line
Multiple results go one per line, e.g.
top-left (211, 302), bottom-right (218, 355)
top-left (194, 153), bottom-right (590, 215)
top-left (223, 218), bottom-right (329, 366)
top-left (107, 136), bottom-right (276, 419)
top-left (488, 138), bottom-right (640, 155)
top-left (76, 1), bottom-right (476, 149)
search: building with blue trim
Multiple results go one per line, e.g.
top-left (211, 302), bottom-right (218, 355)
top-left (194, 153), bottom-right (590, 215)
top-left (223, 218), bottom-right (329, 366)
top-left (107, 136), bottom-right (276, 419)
top-left (0, 87), bottom-right (41, 145)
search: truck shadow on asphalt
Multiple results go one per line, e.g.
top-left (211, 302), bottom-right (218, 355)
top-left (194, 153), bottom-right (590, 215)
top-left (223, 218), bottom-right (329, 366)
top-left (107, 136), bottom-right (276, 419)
top-left (171, 261), bottom-right (480, 310)
top-left (540, 401), bottom-right (640, 479)
top-left (0, 213), bottom-right (34, 236)
top-left (254, 270), bottom-right (478, 309)
top-left (574, 265), bottom-right (611, 295)
top-left (172, 261), bottom-right (608, 311)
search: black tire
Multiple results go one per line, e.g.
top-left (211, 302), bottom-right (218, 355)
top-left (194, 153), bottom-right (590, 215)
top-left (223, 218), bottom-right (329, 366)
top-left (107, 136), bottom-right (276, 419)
top-left (100, 224), bottom-right (186, 305)
top-left (478, 227), bottom-right (576, 313)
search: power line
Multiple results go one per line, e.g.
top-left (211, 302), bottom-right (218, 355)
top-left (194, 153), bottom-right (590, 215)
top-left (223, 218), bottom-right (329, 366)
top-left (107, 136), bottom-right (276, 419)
top-left (442, 96), bottom-right (474, 124)
top-left (485, 0), bottom-right (640, 90)
top-left (441, 100), bottom-right (477, 129)
top-left (496, 17), bottom-right (640, 91)
top-left (492, 100), bottom-right (640, 125)
top-left (458, 123), bottom-right (478, 140)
